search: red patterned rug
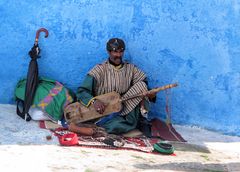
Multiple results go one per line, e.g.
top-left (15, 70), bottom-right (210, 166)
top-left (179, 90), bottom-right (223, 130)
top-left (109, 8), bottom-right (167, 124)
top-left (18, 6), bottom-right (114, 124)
top-left (53, 128), bottom-right (161, 154)
top-left (39, 120), bottom-right (182, 154)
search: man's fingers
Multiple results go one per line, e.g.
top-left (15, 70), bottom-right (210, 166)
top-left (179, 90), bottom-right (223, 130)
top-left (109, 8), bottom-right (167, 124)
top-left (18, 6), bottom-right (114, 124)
top-left (99, 104), bottom-right (105, 114)
top-left (94, 100), bottom-right (105, 114)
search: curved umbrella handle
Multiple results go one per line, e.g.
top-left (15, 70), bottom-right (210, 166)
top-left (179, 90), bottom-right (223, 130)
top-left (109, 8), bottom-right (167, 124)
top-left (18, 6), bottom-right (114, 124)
top-left (34, 28), bottom-right (49, 45)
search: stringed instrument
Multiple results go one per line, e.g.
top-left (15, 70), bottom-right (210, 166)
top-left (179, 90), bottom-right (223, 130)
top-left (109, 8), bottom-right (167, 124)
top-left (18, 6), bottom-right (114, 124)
top-left (64, 83), bottom-right (178, 124)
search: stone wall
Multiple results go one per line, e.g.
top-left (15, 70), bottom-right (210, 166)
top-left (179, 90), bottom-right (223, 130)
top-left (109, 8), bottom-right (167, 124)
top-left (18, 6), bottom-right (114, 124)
top-left (0, 1), bottom-right (239, 135)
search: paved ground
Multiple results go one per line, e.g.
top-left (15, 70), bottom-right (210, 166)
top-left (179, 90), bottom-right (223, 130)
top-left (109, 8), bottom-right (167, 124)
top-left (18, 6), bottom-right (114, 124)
top-left (0, 104), bottom-right (240, 172)
top-left (1, 142), bottom-right (239, 172)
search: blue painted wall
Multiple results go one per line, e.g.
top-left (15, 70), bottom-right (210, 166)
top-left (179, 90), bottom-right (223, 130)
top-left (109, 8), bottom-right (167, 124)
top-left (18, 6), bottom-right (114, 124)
top-left (0, 0), bottom-right (239, 136)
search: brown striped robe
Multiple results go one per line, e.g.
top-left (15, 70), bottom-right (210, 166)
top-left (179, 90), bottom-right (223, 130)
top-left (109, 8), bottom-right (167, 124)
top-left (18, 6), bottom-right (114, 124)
top-left (88, 61), bottom-right (148, 116)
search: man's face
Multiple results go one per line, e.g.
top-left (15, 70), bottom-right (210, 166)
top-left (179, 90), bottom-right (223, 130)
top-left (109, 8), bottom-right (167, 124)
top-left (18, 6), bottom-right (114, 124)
top-left (108, 49), bottom-right (124, 65)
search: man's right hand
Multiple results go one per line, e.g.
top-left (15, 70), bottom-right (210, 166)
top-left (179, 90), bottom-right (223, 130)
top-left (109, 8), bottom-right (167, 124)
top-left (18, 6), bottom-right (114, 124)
top-left (93, 99), bottom-right (105, 114)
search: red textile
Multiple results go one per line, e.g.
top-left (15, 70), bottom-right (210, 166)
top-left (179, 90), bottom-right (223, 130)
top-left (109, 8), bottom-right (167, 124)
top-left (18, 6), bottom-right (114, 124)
top-left (151, 119), bottom-right (186, 142)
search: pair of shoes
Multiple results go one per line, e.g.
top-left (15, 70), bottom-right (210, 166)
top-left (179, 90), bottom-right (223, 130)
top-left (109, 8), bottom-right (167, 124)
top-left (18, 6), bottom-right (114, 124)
top-left (153, 141), bottom-right (174, 154)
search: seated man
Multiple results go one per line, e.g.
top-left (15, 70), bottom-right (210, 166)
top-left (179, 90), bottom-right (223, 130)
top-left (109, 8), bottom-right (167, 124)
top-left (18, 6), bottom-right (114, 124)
top-left (76, 38), bottom-right (156, 135)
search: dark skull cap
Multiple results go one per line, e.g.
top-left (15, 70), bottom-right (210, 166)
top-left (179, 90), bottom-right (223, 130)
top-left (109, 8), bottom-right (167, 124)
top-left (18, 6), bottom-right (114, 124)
top-left (106, 38), bottom-right (125, 51)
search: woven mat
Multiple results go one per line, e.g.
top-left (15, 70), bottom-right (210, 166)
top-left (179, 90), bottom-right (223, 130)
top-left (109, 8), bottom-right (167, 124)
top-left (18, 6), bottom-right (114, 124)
top-left (39, 119), bottom-right (186, 142)
top-left (54, 128), bottom-right (161, 153)
top-left (39, 119), bottom-right (183, 154)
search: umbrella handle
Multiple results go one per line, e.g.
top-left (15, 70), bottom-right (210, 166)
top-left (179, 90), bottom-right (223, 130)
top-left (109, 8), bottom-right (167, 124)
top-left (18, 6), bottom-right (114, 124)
top-left (34, 28), bottom-right (49, 46)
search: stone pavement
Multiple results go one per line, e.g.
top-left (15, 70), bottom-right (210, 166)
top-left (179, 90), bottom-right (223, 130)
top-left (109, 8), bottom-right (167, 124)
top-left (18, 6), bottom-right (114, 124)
top-left (0, 104), bottom-right (240, 171)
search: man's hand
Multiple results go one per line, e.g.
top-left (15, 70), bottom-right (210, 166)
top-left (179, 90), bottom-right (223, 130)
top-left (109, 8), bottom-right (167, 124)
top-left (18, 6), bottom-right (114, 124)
top-left (29, 44), bottom-right (41, 59)
top-left (93, 99), bottom-right (105, 114)
top-left (143, 91), bottom-right (156, 99)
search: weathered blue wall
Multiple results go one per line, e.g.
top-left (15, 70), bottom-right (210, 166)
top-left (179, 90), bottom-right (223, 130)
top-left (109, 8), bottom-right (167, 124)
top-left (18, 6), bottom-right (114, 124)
top-left (0, 0), bottom-right (239, 136)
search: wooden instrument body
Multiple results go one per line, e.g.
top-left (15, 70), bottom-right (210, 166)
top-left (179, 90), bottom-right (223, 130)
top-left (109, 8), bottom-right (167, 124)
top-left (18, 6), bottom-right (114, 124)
top-left (64, 83), bottom-right (178, 124)
top-left (64, 91), bottom-right (122, 124)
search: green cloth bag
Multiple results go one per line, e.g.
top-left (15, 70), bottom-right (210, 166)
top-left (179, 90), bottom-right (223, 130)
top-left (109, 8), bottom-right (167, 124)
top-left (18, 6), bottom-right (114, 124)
top-left (15, 77), bottom-right (75, 122)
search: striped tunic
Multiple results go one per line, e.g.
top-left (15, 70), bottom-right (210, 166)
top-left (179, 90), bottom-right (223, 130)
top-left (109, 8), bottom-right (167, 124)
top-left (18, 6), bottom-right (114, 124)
top-left (88, 61), bottom-right (148, 116)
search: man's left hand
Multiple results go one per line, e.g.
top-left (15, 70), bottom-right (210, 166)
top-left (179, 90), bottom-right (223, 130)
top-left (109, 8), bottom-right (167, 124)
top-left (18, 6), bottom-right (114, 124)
top-left (143, 91), bottom-right (156, 99)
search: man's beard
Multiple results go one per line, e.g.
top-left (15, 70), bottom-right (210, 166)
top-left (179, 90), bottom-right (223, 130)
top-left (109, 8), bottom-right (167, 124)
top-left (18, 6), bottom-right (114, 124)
top-left (109, 56), bottom-right (122, 66)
